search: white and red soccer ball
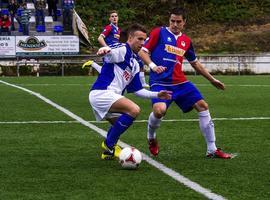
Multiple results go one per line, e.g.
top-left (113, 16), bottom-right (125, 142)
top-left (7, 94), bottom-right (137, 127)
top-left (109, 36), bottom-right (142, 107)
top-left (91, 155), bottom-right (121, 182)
top-left (119, 147), bottom-right (142, 169)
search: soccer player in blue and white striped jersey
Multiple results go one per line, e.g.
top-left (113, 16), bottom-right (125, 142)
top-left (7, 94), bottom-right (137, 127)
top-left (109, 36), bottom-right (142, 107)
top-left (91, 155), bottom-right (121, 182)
top-left (89, 24), bottom-right (172, 160)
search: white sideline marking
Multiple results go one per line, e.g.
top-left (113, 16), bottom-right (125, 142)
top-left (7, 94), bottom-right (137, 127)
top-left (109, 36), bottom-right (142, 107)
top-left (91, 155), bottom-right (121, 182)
top-left (0, 83), bottom-right (269, 87)
top-left (196, 84), bottom-right (270, 87)
top-left (1, 116), bottom-right (270, 124)
top-left (0, 80), bottom-right (226, 200)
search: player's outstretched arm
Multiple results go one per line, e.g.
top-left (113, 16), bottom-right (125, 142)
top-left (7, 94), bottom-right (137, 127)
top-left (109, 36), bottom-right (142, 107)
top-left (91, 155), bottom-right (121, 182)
top-left (210, 78), bottom-right (225, 90)
top-left (134, 89), bottom-right (172, 100)
top-left (190, 60), bottom-right (225, 90)
top-left (97, 46), bottom-right (111, 56)
top-left (157, 90), bottom-right (172, 100)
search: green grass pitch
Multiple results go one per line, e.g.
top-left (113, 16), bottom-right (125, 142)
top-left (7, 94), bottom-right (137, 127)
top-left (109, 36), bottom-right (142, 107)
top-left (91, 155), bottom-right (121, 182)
top-left (0, 75), bottom-right (270, 200)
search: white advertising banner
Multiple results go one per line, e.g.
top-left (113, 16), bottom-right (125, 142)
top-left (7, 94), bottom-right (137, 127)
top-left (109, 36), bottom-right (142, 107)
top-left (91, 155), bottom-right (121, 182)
top-left (16, 35), bottom-right (79, 55)
top-left (0, 36), bottom-right (16, 57)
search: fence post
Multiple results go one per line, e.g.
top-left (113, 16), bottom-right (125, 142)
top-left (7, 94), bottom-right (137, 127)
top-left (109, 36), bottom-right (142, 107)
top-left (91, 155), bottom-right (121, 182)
top-left (237, 56), bottom-right (241, 75)
top-left (16, 57), bottom-right (20, 77)
top-left (61, 56), bottom-right (64, 76)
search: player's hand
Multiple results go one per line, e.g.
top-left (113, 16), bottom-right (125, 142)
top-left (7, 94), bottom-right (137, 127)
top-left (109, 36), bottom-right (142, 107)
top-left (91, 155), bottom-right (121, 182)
top-left (97, 46), bottom-right (111, 56)
top-left (152, 66), bottom-right (167, 74)
top-left (211, 79), bottom-right (225, 90)
top-left (157, 90), bottom-right (172, 100)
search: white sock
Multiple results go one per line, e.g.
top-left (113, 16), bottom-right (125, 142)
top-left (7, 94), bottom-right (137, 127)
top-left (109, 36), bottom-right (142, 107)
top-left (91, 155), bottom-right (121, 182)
top-left (139, 72), bottom-right (148, 86)
top-left (92, 62), bottom-right (102, 73)
top-left (198, 110), bottom-right (217, 153)
top-left (147, 112), bottom-right (162, 140)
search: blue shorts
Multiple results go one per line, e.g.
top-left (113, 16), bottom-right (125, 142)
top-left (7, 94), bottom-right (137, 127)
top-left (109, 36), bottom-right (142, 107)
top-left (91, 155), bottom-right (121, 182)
top-left (151, 82), bottom-right (203, 113)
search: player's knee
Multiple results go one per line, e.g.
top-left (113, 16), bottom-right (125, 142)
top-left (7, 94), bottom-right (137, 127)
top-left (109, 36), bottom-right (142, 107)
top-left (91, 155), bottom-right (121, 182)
top-left (129, 105), bottom-right (140, 118)
top-left (153, 106), bottom-right (166, 118)
top-left (202, 103), bottom-right (209, 110)
top-left (195, 100), bottom-right (209, 111)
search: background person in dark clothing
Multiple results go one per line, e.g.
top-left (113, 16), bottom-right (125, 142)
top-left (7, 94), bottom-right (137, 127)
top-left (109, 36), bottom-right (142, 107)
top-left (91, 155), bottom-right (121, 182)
top-left (8, 0), bottom-right (19, 30)
top-left (17, 2), bottom-right (31, 35)
top-left (47, 0), bottom-right (58, 21)
top-left (34, 0), bottom-right (46, 26)
top-left (62, 0), bottom-right (74, 32)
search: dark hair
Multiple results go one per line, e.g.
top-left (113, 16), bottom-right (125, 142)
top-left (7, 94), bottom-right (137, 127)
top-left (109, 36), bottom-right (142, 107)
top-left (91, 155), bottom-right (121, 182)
top-left (109, 10), bottom-right (118, 16)
top-left (169, 7), bottom-right (187, 20)
top-left (127, 23), bottom-right (147, 36)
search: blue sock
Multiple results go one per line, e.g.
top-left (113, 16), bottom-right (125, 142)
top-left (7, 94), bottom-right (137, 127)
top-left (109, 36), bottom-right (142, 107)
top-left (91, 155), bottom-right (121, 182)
top-left (106, 113), bottom-right (135, 148)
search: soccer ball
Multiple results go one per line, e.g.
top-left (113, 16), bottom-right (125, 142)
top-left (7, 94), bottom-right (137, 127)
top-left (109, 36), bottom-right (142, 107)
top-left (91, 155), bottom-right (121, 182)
top-left (119, 147), bottom-right (142, 169)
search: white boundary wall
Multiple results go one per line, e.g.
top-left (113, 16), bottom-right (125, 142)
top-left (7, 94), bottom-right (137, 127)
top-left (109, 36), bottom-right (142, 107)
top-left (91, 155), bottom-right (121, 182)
top-left (183, 54), bottom-right (270, 74)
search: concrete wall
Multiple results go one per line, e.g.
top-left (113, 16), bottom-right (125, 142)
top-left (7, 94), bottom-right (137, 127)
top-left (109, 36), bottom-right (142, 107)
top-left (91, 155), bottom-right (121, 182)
top-left (183, 54), bottom-right (270, 74)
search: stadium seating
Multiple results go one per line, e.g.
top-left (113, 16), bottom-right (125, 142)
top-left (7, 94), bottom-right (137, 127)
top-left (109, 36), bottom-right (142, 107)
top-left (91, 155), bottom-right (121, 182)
top-left (53, 25), bottom-right (63, 34)
top-left (18, 25), bottom-right (23, 32)
top-left (11, 2), bottom-right (64, 36)
top-left (36, 25), bottom-right (46, 32)
top-left (56, 9), bottom-right (62, 17)
top-left (1, 9), bottom-right (9, 15)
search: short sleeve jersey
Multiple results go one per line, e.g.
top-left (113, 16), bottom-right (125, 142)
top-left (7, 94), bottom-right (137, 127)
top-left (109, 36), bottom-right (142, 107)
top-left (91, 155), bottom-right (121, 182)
top-left (100, 23), bottom-right (121, 46)
top-left (143, 26), bottom-right (197, 85)
top-left (91, 43), bottom-right (143, 94)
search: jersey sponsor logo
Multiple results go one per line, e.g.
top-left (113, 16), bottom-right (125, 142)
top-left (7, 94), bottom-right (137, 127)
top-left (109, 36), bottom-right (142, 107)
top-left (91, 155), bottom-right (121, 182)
top-left (123, 70), bottom-right (132, 81)
top-left (165, 44), bottom-right (186, 56)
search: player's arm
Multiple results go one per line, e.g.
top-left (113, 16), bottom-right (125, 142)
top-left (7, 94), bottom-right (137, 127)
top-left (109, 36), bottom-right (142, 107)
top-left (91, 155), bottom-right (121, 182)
top-left (134, 89), bottom-right (172, 100)
top-left (97, 45), bottom-right (126, 63)
top-left (185, 42), bottom-right (225, 90)
top-left (138, 49), bottom-right (166, 74)
top-left (138, 27), bottom-right (166, 74)
top-left (190, 60), bottom-right (225, 90)
top-left (98, 25), bottom-right (112, 47)
top-left (97, 34), bottom-right (108, 47)
top-left (127, 71), bottom-right (172, 99)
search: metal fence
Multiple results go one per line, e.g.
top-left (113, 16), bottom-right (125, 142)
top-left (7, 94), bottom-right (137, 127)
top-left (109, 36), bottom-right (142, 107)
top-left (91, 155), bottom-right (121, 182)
top-left (1, 54), bottom-right (270, 76)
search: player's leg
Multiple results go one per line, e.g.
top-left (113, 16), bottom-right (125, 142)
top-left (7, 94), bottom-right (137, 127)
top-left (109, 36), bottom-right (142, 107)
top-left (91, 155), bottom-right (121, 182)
top-left (148, 102), bottom-right (166, 140)
top-left (193, 100), bottom-right (231, 159)
top-left (82, 60), bottom-right (102, 73)
top-left (193, 100), bottom-right (217, 152)
top-left (147, 85), bottom-right (172, 156)
top-left (89, 91), bottom-right (138, 159)
top-left (103, 97), bottom-right (140, 156)
top-left (147, 102), bottom-right (167, 156)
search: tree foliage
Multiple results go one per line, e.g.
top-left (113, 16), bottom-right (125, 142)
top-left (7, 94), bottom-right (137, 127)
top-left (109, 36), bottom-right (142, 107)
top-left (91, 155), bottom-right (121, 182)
top-left (75, 0), bottom-right (270, 51)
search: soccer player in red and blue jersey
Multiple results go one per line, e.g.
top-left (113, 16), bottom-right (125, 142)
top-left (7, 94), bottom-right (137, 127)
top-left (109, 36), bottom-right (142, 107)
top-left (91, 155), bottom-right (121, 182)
top-left (84, 10), bottom-right (149, 87)
top-left (139, 7), bottom-right (232, 159)
top-left (98, 10), bottom-right (121, 47)
top-left (83, 11), bottom-right (121, 74)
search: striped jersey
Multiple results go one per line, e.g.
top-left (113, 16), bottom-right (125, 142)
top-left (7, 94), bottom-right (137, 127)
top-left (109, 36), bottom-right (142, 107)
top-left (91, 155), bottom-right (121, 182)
top-left (91, 43), bottom-right (143, 94)
top-left (143, 26), bottom-right (197, 85)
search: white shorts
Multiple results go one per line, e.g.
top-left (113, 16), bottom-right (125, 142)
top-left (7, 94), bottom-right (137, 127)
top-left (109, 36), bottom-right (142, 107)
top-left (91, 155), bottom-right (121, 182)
top-left (89, 90), bottom-right (124, 121)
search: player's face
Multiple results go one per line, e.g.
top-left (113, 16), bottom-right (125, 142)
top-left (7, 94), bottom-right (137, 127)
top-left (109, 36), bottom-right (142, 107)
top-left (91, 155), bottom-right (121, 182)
top-left (169, 14), bottom-right (186, 35)
top-left (128, 31), bottom-right (147, 53)
top-left (109, 13), bottom-right (118, 25)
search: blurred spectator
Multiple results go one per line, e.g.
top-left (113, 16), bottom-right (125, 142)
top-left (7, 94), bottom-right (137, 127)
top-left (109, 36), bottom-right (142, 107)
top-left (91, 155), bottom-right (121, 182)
top-left (62, 0), bottom-right (74, 32)
top-left (0, 14), bottom-right (11, 35)
top-left (1, 0), bottom-right (10, 8)
top-left (47, 0), bottom-right (58, 21)
top-left (34, 0), bottom-right (46, 26)
top-left (16, 2), bottom-right (31, 35)
top-left (17, 0), bottom-right (24, 6)
top-left (8, 0), bottom-right (19, 31)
